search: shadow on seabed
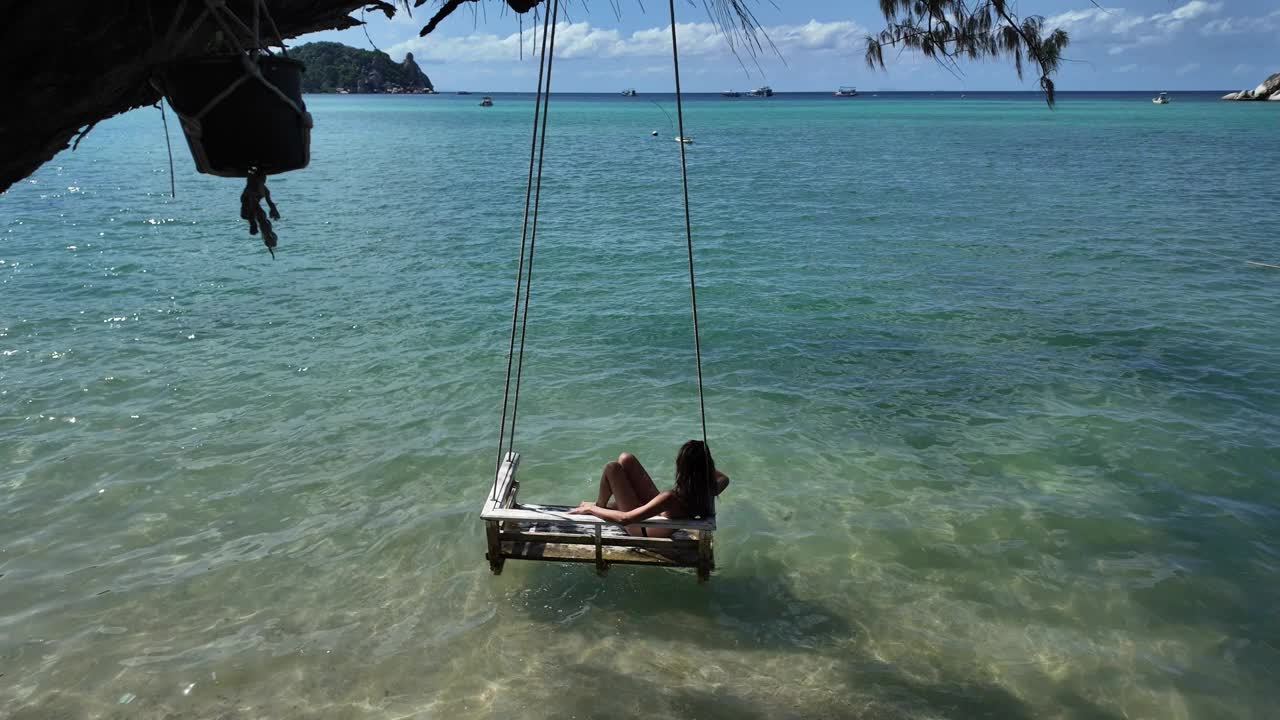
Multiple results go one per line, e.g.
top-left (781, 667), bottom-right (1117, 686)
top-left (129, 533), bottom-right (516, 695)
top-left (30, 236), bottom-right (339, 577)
top-left (499, 547), bottom-right (1126, 720)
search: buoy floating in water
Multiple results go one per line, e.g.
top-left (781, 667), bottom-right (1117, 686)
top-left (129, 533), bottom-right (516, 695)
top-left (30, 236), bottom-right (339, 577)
top-left (651, 130), bottom-right (658, 136)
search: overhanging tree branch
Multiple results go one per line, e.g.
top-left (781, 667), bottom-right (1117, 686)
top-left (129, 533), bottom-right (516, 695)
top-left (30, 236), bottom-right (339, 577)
top-left (865, 0), bottom-right (1069, 105)
top-left (413, 1), bottom-right (1069, 105)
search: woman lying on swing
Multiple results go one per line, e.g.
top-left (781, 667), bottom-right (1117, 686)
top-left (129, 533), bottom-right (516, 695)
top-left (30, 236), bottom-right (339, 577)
top-left (569, 440), bottom-right (729, 537)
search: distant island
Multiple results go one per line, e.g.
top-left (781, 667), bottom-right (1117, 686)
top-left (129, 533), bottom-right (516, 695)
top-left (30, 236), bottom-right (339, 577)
top-left (291, 42), bottom-right (435, 94)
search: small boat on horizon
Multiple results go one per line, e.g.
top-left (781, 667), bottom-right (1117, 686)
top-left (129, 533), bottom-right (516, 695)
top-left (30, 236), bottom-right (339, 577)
top-left (721, 89), bottom-right (741, 97)
top-left (457, 91), bottom-right (472, 95)
top-left (479, 96), bottom-right (493, 107)
top-left (622, 88), bottom-right (637, 97)
top-left (749, 86), bottom-right (774, 97)
top-left (1152, 91), bottom-right (1171, 104)
top-left (834, 86), bottom-right (858, 97)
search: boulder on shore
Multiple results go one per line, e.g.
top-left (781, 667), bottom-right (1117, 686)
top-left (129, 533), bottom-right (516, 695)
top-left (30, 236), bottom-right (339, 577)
top-left (1223, 71), bottom-right (1280, 101)
top-left (1255, 72), bottom-right (1280, 97)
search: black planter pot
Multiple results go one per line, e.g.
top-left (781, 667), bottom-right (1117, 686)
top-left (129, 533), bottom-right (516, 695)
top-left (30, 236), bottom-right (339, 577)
top-left (165, 55), bottom-right (311, 177)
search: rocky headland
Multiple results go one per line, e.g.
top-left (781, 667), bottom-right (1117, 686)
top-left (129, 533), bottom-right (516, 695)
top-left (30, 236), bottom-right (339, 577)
top-left (290, 42), bottom-right (435, 94)
top-left (1221, 72), bottom-right (1280, 101)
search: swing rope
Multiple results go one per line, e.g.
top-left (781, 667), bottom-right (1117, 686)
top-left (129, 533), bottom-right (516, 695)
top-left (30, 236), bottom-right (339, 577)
top-left (667, 0), bottom-right (711, 482)
top-left (508, 0), bottom-right (561, 465)
top-left (493, 0), bottom-right (711, 502)
top-left (494, 2), bottom-right (558, 497)
top-left (155, 101), bottom-right (177, 198)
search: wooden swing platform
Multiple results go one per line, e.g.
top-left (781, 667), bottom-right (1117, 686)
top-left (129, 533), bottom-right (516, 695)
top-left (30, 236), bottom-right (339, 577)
top-left (481, 453), bottom-right (715, 580)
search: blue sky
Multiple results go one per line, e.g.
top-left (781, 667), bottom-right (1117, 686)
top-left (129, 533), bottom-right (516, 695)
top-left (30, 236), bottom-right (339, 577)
top-left (299, 1), bottom-right (1278, 92)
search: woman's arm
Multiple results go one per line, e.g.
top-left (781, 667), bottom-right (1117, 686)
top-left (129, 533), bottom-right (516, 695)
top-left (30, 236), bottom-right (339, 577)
top-left (568, 491), bottom-right (673, 524)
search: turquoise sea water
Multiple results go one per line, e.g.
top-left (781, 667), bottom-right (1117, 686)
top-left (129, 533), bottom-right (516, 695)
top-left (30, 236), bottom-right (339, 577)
top-left (3, 92), bottom-right (1279, 719)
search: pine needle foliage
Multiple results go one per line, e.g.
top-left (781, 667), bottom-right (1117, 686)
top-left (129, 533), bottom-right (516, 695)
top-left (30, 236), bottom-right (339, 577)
top-left (865, 0), bottom-right (1070, 105)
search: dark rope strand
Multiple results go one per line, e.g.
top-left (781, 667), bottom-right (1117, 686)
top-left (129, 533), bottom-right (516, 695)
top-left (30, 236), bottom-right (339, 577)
top-left (668, 0), bottom-right (711, 507)
top-left (257, 0), bottom-right (289, 54)
top-left (507, 0), bottom-right (560, 460)
top-left (252, 0), bottom-right (261, 50)
top-left (156, 101), bottom-right (176, 198)
top-left (493, 3), bottom-right (553, 498)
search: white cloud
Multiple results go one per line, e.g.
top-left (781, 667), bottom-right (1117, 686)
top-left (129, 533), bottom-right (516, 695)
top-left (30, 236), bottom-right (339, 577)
top-left (388, 7), bottom-right (420, 26)
top-left (1202, 9), bottom-right (1280, 35)
top-left (766, 20), bottom-right (867, 54)
top-left (1232, 63), bottom-right (1255, 75)
top-left (1200, 17), bottom-right (1238, 34)
top-left (387, 30), bottom-right (523, 63)
top-left (1114, 63), bottom-right (1138, 73)
top-left (1045, 8), bottom-right (1144, 36)
top-left (1048, 0), bottom-right (1224, 55)
top-left (1150, 1), bottom-right (1222, 31)
top-left (1176, 62), bottom-right (1200, 76)
top-left (387, 18), bottom-right (868, 64)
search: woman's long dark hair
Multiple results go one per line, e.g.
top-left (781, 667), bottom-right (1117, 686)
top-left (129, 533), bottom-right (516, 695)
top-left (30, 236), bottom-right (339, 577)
top-left (673, 439), bottom-right (715, 518)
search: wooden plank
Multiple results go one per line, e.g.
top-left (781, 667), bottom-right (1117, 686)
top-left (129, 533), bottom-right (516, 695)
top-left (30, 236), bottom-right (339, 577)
top-left (483, 502), bottom-right (716, 532)
top-left (502, 518), bottom-right (698, 541)
top-left (499, 529), bottom-right (700, 552)
top-left (481, 452), bottom-right (520, 516)
top-left (500, 540), bottom-right (700, 567)
top-left (593, 525), bottom-right (605, 574)
top-left (485, 521), bottom-right (504, 575)
top-left (697, 529), bottom-right (714, 582)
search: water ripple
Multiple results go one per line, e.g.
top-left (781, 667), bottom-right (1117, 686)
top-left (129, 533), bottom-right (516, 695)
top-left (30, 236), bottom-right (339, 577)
top-left (1, 93), bottom-right (1278, 719)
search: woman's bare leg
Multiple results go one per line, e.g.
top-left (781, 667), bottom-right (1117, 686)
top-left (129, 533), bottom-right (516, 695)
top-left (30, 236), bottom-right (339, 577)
top-left (617, 453), bottom-right (660, 504)
top-left (598, 453), bottom-right (663, 537)
top-left (594, 464), bottom-right (614, 507)
top-left (595, 453), bottom-right (659, 509)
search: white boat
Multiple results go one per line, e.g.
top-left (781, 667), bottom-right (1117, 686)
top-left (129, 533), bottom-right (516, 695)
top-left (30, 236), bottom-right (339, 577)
top-left (721, 89), bottom-right (741, 97)
top-left (674, 136), bottom-right (693, 144)
top-left (1152, 92), bottom-right (1171, 104)
top-left (834, 86), bottom-right (858, 97)
top-left (479, 95), bottom-right (493, 106)
top-left (622, 88), bottom-right (637, 97)
top-left (749, 86), bottom-right (773, 97)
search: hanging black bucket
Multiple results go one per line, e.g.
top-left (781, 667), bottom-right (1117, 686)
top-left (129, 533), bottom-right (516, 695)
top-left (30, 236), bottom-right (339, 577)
top-left (164, 54), bottom-right (311, 178)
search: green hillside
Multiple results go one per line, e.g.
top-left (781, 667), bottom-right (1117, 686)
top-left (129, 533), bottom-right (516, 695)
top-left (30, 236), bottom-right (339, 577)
top-left (290, 42), bottom-right (434, 93)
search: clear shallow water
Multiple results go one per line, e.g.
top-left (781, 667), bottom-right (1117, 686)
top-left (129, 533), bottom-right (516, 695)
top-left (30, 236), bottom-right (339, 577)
top-left (2, 92), bottom-right (1279, 719)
